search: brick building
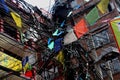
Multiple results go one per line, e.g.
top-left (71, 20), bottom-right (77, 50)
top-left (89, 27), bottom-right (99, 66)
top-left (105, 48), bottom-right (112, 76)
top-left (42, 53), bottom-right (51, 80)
top-left (71, 0), bottom-right (120, 80)
top-left (52, 0), bottom-right (120, 79)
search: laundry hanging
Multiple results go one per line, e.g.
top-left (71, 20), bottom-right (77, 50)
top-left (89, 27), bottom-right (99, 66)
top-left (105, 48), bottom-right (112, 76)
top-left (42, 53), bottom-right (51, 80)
top-left (85, 7), bottom-right (100, 26)
top-left (74, 18), bottom-right (88, 38)
top-left (0, 0), bottom-right (10, 13)
top-left (64, 29), bottom-right (77, 45)
top-left (97, 0), bottom-right (110, 14)
top-left (10, 12), bottom-right (22, 28)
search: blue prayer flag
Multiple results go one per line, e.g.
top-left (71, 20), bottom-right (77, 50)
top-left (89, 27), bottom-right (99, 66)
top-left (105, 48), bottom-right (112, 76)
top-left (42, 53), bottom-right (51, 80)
top-left (22, 56), bottom-right (29, 67)
top-left (54, 38), bottom-right (63, 52)
top-left (0, 0), bottom-right (10, 13)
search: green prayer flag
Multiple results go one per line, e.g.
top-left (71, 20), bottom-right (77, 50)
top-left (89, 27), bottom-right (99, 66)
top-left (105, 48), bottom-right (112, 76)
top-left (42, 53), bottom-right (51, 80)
top-left (53, 29), bottom-right (59, 36)
top-left (85, 7), bottom-right (100, 26)
top-left (48, 41), bottom-right (54, 50)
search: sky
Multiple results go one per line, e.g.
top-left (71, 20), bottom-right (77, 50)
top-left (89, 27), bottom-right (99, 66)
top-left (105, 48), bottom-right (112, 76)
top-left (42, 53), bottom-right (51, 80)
top-left (25, 0), bottom-right (54, 11)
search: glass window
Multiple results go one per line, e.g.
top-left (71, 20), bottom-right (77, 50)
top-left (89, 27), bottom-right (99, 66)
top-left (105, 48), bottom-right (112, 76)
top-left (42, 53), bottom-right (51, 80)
top-left (92, 30), bottom-right (110, 48)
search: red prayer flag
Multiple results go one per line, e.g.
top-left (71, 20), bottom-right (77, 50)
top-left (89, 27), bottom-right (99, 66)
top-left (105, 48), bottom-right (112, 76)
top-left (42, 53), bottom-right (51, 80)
top-left (25, 70), bottom-right (33, 78)
top-left (74, 19), bottom-right (88, 38)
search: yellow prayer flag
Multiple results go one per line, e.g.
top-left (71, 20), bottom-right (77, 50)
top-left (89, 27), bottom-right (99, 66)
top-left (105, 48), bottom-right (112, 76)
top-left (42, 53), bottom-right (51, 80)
top-left (0, 51), bottom-right (22, 71)
top-left (56, 51), bottom-right (64, 65)
top-left (10, 12), bottom-right (22, 28)
top-left (97, 0), bottom-right (109, 14)
top-left (23, 63), bottom-right (29, 73)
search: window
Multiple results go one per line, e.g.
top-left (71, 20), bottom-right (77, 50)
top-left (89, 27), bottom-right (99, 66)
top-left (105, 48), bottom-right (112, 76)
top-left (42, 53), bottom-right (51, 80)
top-left (101, 58), bottom-right (120, 78)
top-left (110, 58), bottom-right (120, 74)
top-left (4, 25), bottom-right (17, 39)
top-left (115, 0), bottom-right (120, 12)
top-left (92, 30), bottom-right (110, 48)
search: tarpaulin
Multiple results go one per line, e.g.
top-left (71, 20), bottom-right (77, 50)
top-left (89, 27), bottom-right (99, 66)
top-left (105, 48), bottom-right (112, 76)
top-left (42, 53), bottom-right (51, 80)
top-left (110, 18), bottom-right (120, 52)
top-left (85, 7), bottom-right (100, 26)
top-left (74, 18), bottom-right (88, 38)
top-left (56, 51), bottom-right (64, 65)
top-left (54, 38), bottom-right (63, 52)
top-left (64, 30), bottom-right (77, 45)
top-left (10, 12), bottom-right (22, 28)
top-left (97, 0), bottom-right (109, 14)
top-left (0, 0), bottom-right (10, 13)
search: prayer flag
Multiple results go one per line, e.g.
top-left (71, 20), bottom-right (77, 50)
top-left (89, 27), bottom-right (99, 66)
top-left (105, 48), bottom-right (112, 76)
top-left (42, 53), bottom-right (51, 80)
top-left (64, 30), bottom-right (77, 45)
top-left (97, 0), bottom-right (109, 14)
top-left (23, 63), bottom-right (32, 73)
top-left (22, 56), bottom-right (28, 67)
top-left (85, 7), bottom-right (100, 26)
top-left (10, 12), bottom-right (22, 28)
top-left (54, 38), bottom-right (63, 52)
top-left (0, 51), bottom-right (22, 71)
top-left (0, 0), bottom-right (10, 13)
top-left (74, 18), bottom-right (88, 38)
top-left (52, 29), bottom-right (64, 36)
top-left (56, 51), bottom-right (64, 65)
top-left (110, 18), bottom-right (120, 52)
top-left (48, 38), bottom-right (54, 50)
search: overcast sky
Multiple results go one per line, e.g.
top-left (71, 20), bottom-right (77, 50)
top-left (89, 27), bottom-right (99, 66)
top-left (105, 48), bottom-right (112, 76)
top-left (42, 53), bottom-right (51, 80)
top-left (25, 0), bottom-right (54, 11)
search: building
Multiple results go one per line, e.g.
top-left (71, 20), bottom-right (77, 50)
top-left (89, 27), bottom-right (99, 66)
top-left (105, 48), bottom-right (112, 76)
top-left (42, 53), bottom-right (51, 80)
top-left (72, 0), bottom-right (120, 80)
top-left (51, 0), bottom-right (120, 80)
top-left (1, 0), bottom-right (120, 80)
top-left (0, 0), bottom-right (51, 79)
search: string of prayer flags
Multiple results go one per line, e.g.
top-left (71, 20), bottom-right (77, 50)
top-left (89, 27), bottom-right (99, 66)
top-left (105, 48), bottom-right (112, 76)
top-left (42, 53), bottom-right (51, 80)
top-left (0, 0), bottom-right (10, 13)
top-left (97, 0), bottom-right (109, 14)
top-left (110, 18), bottom-right (120, 52)
top-left (10, 12), bottom-right (22, 28)
top-left (64, 30), bottom-right (77, 45)
top-left (85, 7), bottom-right (100, 26)
top-left (74, 18), bottom-right (88, 38)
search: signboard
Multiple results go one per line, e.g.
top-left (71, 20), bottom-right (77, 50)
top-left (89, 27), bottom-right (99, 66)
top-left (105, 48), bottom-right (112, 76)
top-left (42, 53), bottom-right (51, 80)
top-left (110, 18), bottom-right (120, 52)
top-left (0, 51), bottom-right (22, 71)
